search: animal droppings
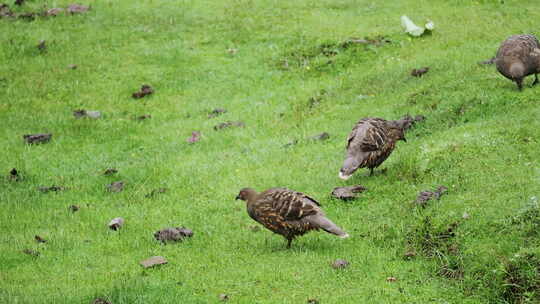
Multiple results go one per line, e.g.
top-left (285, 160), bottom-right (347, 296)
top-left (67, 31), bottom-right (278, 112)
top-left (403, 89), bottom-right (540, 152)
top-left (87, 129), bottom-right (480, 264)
top-left (132, 84), bottom-right (153, 99)
top-left (73, 109), bottom-right (101, 119)
top-left (386, 277), bottom-right (397, 282)
top-left (331, 259), bottom-right (350, 269)
top-left (154, 227), bottom-right (193, 243)
top-left (34, 235), bottom-right (47, 243)
top-left (307, 299), bottom-right (319, 304)
top-left (103, 168), bottom-right (118, 176)
top-left (22, 249), bottom-right (40, 257)
top-left (108, 217), bottom-right (124, 231)
top-left (309, 132), bottom-right (330, 141)
top-left (214, 121), bottom-right (245, 131)
top-left (415, 185), bottom-right (448, 207)
top-left (145, 188), bottom-right (168, 198)
top-left (208, 108), bottom-right (227, 118)
top-left (187, 131), bottom-right (201, 143)
top-left (136, 114), bottom-right (151, 120)
top-left (23, 133), bottom-right (52, 144)
top-left (331, 185), bottom-right (367, 201)
top-left (8, 168), bottom-right (20, 181)
top-left (38, 185), bottom-right (64, 193)
top-left (107, 181), bottom-right (124, 192)
top-left (91, 298), bottom-right (111, 304)
top-left (411, 67), bottom-right (429, 77)
top-left (219, 294), bottom-right (229, 301)
top-left (68, 205), bottom-right (80, 212)
top-left (67, 4), bottom-right (90, 14)
top-left (140, 256), bottom-right (167, 268)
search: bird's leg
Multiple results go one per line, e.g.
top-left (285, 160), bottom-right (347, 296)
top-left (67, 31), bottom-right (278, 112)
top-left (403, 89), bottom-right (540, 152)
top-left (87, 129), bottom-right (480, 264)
top-left (517, 79), bottom-right (523, 91)
top-left (286, 238), bottom-right (292, 249)
top-left (369, 168), bottom-right (374, 176)
top-left (533, 74), bottom-right (539, 86)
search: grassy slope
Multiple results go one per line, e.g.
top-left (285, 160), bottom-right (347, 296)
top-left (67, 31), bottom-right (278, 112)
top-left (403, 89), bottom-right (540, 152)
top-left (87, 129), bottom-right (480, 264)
top-left (1, 0), bottom-right (539, 303)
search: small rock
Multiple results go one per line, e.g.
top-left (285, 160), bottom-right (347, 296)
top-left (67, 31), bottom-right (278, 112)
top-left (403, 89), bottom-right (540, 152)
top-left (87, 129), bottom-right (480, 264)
top-left (415, 185), bottom-right (448, 207)
top-left (154, 227), bottom-right (193, 243)
top-left (218, 294), bottom-right (229, 301)
top-left (140, 256), bottom-right (167, 268)
top-left (386, 276), bottom-right (397, 282)
top-left (411, 67), bottom-right (429, 77)
top-left (307, 299), bottom-right (319, 304)
top-left (68, 205), bottom-right (80, 212)
top-left (108, 217), bottom-right (124, 231)
top-left (145, 188), bottom-right (168, 198)
top-left (107, 181), bottom-right (124, 192)
top-left (37, 40), bottom-right (46, 52)
top-left (103, 168), bottom-right (118, 176)
top-left (309, 132), bottom-right (330, 141)
top-left (38, 185), bottom-right (64, 193)
top-left (187, 131), bottom-right (201, 144)
top-left (91, 298), bottom-right (111, 304)
top-left (34, 235), bottom-right (46, 243)
top-left (208, 108), bottom-right (227, 118)
top-left (331, 185), bottom-right (367, 201)
top-left (67, 4), bottom-right (90, 14)
top-left (23, 133), bottom-right (52, 144)
top-left (331, 259), bottom-right (349, 269)
top-left (404, 250), bottom-right (416, 259)
top-left (8, 168), bottom-right (20, 181)
top-left (214, 121), bottom-right (245, 131)
top-left (132, 84), bottom-right (153, 99)
top-left (22, 249), bottom-right (40, 257)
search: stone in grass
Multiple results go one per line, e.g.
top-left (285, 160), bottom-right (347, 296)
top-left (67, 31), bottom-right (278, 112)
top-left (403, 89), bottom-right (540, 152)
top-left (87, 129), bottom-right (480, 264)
top-left (331, 185), bottom-right (367, 201)
top-left (136, 114), bottom-right (151, 121)
top-left (8, 168), bottom-right (20, 181)
top-left (68, 204), bottom-right (80, 212)
top-left (132, 84), bottom-right (153, 99)
top-left (107, 181), bottom-right (124, 192)
top-left (219, 294), bottom-right (229, 301)
top-left (214, 121), bottom-right (245, 131)
top-left (67, 63), bottom-right (77, 69)
top-left (73, 109), bottom-right (101, 119)
top-left (23, 133), bottom-right (52, 144)
top-left (331, 259), bottom-right (350, 269)
top-left (415, 185), bottom-right (448, 207)
top-left (108, 217), bottom-right (124, 231)
top-left (307, 298), bottom-right (319, 304)
top-left (140, 256), bottom-right (167, 268)
top-left (154, 227), bottom-right (193, 243)
top-left (91, 298), bottom-right (111, 304)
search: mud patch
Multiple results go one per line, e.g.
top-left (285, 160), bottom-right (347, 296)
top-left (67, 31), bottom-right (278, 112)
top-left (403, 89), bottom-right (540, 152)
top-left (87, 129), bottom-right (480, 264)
top-left (154, 227), bottom-right (193, 243)
top-left (411, 67), bottom-right (429, 77)
top-left (132, 84), bottom-right (153, 99)
top-left (331, 185), bottom-right (367, 201)
top-left (415, 185), bottom-right (448, 207)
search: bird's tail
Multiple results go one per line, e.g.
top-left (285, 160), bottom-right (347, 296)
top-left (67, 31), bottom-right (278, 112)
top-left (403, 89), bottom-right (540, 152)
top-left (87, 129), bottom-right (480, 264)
top-left (307, 215), bottom-right (349, 238)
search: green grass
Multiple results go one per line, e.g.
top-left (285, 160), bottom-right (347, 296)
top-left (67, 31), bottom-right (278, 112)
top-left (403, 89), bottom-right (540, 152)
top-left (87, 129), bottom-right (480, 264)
top-left (1, 0), bottom-right (540, 303)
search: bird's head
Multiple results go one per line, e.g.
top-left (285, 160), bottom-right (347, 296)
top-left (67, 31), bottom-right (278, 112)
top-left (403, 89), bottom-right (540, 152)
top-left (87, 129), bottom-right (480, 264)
top-left (235, 188), bottom-right (257, 202)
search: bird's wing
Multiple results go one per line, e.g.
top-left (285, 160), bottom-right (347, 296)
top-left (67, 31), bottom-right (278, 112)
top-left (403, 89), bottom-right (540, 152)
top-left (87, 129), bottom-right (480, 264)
top-left (261, 188), bottom-right (321, 221)
top-left (348, 118), bottom-right (388, 152)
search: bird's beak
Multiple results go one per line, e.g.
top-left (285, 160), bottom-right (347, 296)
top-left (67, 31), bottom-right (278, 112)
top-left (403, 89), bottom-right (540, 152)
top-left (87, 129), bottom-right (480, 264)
top-left (235, 195), bottom-right (241, 200)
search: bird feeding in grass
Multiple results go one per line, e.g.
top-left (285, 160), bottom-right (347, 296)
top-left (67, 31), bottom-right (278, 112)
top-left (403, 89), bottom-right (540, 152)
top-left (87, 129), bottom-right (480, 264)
top-left (339, 117), bottom-right (408, 180)
top-left (235, 187), bottom-right (349, 248)
top-left (495, 34), bottom-right (540, 91)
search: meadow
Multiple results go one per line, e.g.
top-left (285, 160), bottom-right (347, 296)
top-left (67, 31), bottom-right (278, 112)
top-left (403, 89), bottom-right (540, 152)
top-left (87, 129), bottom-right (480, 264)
top-left (1, 0), bottom-right (540, 303)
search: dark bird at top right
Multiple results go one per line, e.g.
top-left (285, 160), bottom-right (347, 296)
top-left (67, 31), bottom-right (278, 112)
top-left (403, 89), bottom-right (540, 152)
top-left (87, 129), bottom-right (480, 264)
top-left (495, 34), bottom-right (540, 90)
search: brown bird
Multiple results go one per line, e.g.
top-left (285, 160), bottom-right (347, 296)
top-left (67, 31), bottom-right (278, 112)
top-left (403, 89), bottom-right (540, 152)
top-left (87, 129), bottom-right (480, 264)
top-left (235, 188), bottom-right (349, 248)
top-left (495, 34), bottom-right (540, 90)
top-left (339, 117), bottom-right (407, 180)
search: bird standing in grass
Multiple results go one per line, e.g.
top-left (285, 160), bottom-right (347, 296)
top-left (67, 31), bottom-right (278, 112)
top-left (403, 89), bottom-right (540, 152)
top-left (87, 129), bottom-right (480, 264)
top-left (339, 117), bottom-right (408, 180)
top-left (235, 187), bottom-right (349, 248)
top-left (495, 34), bottom-right (540, 91)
